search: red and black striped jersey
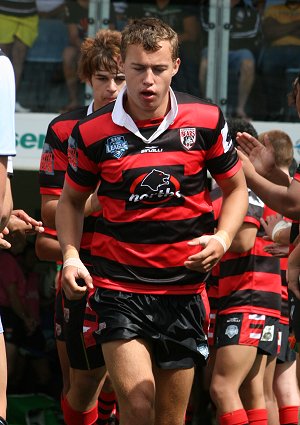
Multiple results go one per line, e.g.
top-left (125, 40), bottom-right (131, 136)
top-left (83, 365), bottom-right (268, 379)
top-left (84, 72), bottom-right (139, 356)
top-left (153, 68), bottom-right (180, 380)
top-left (219, 203), bottom-right (282, 318)
top-left (65, 89), bottom-right (241, 294)
top-left (38, 105), bottom-right (98, 265)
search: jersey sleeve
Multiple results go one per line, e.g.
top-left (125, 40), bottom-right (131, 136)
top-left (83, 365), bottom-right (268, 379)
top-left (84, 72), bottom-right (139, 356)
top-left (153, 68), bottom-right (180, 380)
top-left (65, 122), bottom-right (100, 192)
top-left (205, 109), bottom-right (241, 180)
top-left (39, 122), bottom-right (68, 196)
top-left (245, 189), bottom-right (264, 227)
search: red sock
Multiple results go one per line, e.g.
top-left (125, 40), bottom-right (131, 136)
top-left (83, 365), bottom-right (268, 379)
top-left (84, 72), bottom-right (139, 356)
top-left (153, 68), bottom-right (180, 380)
top-left (220, 409), bottom-right (249, 425)
top-left (246, 409), bottom-right (268, 425)
top-left (97, 390), bottom-right (116, 425)
top-left (63, 397), bottom-right (98, 425)
top-left (279, 406), bottom-right (299, 424)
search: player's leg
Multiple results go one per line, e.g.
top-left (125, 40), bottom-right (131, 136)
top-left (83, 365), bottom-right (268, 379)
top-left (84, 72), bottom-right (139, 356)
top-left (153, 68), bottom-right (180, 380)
top-left (0, 331), bottom-right (7, 419)
top-left (153, 364), bottom-right (194, 425)
top-left (261, 355), bottom-right (279, 425)
top-left (102, 338), bottom-right (155, 425)
top-left (274, 361), bottom-right (300, 425)
top-left (210, 344), bottom-right (257, 415)
top-left (240, 353), bottom-right (268, 424)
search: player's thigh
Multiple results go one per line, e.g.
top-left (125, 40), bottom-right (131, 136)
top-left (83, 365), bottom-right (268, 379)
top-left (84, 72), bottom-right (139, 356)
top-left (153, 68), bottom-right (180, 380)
top-left (153, 364), bottom-right (194, 425)
top-left (102, 338), bottom-right (154, 406)
top-left (212, 345), bottom-right (257, 388)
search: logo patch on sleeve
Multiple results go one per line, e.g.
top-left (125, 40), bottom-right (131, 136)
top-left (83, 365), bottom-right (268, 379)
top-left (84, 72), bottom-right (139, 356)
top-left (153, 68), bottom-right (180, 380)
top-left (40, 143), bottom-right (54, 175)
top-left (68, 136), bottom-right (78, 171)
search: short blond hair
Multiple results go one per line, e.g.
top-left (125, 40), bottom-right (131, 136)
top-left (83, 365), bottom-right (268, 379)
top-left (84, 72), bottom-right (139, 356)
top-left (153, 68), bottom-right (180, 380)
top-left (258, 130), bottom-right (294, 168)
top-left (121, 17), bottom-right (179, 62)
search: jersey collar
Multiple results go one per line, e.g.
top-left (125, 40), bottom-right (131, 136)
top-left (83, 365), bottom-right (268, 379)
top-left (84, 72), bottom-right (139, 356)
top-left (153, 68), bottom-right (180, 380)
top-left (112, 85), bottom-right (178, 144)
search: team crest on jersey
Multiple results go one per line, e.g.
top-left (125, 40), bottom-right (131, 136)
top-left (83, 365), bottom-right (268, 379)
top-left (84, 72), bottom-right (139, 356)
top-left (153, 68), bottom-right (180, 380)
top-left (106, 135), bottom-right (128, 159)
top-left (225, 324), bottom-right (238, 339)
top-left (180, 128), bottom-right (196, 150)
top-left (40, 143), bottom-right (54, 175)
top-left (68, 136), bottom-right (78, 171)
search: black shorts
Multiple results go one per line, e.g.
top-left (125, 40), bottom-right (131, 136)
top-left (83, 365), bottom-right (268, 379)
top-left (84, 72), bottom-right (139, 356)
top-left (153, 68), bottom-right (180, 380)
top-left (215, 312), bottom-right (279, 356)
top-left (85, 288), bottom-right (209, 369)
top-left (63, 284), bottom-right (105, 370)
top-left (277, 322), bottom-right (296, 363)
top-left (54, 286), bottom-right (65, 342)
top-left (290, 294), bottom-right (300, 343)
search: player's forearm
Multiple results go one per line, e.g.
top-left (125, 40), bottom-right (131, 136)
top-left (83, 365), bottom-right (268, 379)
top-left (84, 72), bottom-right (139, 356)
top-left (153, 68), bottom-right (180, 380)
top-left (217, 187), bottom-right (248, 248)
top-left (56, 197), bottom-right (85, 261)
top-left (35, 233), bottom-right (63, 262)
top-left (246, 173), bottom-right (300, 220)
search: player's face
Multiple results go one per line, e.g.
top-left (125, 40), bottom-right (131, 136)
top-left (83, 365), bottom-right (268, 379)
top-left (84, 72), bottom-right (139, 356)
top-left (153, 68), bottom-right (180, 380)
top-left (91, 70), bottom-right (125, 111)
top-left (121, 41), bottom-right (180, 120)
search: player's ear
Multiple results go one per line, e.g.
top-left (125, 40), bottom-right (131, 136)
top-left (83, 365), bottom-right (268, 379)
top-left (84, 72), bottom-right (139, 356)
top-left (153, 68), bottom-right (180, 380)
top-left (172, 58), bottom-right (180, 77)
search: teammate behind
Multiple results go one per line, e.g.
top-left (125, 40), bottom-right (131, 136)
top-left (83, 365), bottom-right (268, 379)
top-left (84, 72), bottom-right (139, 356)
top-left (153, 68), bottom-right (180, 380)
top-left (37, 29), bottom-right (125, 425)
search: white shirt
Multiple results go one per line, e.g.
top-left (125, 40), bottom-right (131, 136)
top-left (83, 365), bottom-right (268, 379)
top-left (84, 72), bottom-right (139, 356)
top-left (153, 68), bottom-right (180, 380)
top-left (0, 53), bottom-right (16, 157)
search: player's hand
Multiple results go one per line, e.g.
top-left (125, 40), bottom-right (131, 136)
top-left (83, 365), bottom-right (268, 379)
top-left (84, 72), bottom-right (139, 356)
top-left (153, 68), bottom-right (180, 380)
top-left (236, 132), bottom-right (276, 178)
top-left (184, 235), bottom-right (225, 273)
top-left (0, 227), bottom-right (11, 249)
top-left (62, 258), bottom-right (93, 300)
top-left (260, 213), bottom-right (284, 241)
top-left (263, 243), bottom-right (289, 258)
top-left (236, 149), bottom-right (256, 180)
top-left (9, 210), bottom-right (44, 234)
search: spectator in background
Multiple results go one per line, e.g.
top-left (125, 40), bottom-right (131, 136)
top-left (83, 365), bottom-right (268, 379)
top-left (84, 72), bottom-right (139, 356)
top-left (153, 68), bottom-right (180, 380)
top-left (0, 0), bottom-right (39, 113)
top-left (199, 0), bottom-right (262, 119)
top-left (127, 0), bottom-right (201, 96)
top-left (260, 0), bottom-right (300, 120)
top-left (61, 0), bottom-right (89, 112)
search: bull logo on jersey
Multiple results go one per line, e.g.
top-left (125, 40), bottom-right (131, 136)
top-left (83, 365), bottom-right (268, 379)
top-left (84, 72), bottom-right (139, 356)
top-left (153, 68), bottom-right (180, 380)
top-left (129, 168), bottom-right (182, 205)
top-left (225, 324), bottom-right (238, 339)
top-left (68, 136), bottom-right (78, 172)
top-left (40, 142), bottom-right (54, 175)
top-left (106, 135), bottom-right (128, 159)
top-left (180, 128), bottom-right (196, 150)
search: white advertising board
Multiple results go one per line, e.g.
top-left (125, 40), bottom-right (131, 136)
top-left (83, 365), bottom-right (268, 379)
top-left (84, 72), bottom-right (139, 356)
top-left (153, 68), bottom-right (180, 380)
top-left (14, 114), bottom-right (300, 170)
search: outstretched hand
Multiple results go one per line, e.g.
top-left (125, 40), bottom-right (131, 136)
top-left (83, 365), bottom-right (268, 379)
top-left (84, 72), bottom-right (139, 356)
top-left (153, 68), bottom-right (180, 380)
top-left (236, 132), bottom-right (275, 177)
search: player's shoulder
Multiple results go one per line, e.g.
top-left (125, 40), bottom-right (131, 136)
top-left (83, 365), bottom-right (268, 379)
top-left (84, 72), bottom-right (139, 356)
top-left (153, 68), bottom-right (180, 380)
top-left (49, 106), bottom-right (88, 128)
top-left (77, 101), bottom-right (115, 127)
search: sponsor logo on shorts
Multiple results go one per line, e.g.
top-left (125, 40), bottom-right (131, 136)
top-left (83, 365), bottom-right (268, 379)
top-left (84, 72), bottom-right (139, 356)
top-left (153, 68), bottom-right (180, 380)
top-left (260, 325), bottom-right (274, 342)
top-left (197, 344), bottom-right (209, 360)
top-left (225, 324), bottom-right (239, 338)
top-left (106, 135), bottom-right (128, 159)
top-left (63, 308), bottom-right (70, 323)
top-left (227, 317), bottom-right (241, 323)
top-left (95, 322), bottom-right (106, 335)
top-left (180, 128), bottom-right (196, 150)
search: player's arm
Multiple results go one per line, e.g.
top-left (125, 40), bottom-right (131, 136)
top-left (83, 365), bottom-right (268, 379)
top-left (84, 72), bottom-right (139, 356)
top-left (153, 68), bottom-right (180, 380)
top-left (238, 150), bottom-right (300, 220)
top-left (185, 168), bottom-right (248, 272)
top-left (237, 131), bottom-right (291, 187)
top-left (56, 181), bottom-right (93, 299)
top-left (229, 222), bottom-right (258, 253)
top-left (288, 242), bottom-right (300, 299)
